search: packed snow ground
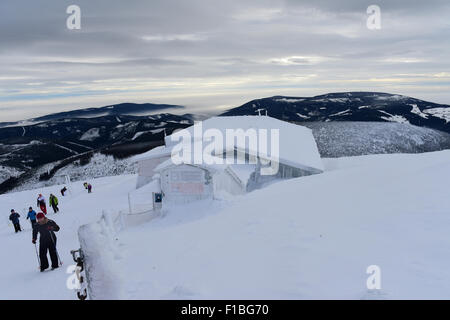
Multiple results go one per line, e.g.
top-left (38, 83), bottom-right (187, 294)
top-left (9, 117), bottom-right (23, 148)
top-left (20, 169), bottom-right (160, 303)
top-left (117, 150), bottom-right (450, 299)
top-left (1, 150), bottom-right (449, 299)
top-left (0, 174), bottom-right (137, 299)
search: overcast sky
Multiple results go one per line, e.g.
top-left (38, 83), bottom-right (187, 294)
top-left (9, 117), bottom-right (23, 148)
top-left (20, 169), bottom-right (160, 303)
top-left (0, 0), bottom-right (449, 121)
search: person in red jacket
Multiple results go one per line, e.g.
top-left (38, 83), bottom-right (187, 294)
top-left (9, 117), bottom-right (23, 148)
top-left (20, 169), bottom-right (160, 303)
top-left (37, 194), bottom-right (47, 214)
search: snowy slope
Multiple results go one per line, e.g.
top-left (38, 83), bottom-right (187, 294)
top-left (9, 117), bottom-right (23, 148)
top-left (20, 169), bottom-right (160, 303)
top-left (0, 165), bottom-right (23, 185)
top-left (107, 150), bottom-right (450, 299)
top-left (11, 153), bottom-right (137, 193)
top-left (303, 121), bottom-right (450, 157)
top-left (0, 174), bottom-right (137, 299)
top-left (1, 150), bottom-right (450, 299)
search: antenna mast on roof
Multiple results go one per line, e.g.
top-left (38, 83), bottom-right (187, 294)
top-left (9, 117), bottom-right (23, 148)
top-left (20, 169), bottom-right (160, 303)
top-left (256, 108), bottom-right (265, 116)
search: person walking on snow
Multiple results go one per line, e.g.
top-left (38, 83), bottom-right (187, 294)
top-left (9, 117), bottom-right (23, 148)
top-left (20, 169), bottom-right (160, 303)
top-left (37, 194), bottom-right (47, 214)
top-left (32, 212), bottom-right (60, 272)
top-left (49, 194), bottom-right (59, 213)
top-left (87, 183), bottom-right (92, 193)
top-left (9, 209), bottom-right (22, 233)
top-left (27, 207), bottom-right (37, 228)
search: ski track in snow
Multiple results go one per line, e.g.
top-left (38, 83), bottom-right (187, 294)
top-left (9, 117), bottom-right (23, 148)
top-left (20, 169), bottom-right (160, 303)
top-left (65, 141), bottom-right (93, 150)
top-left (329, 109), bottom-right (351, 117)
top-left (52, 143), bottom-right (78, 155)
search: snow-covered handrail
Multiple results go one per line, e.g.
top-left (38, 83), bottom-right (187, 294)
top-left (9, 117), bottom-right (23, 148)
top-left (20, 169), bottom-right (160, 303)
top-left (76, 209), bottom-right (126, 299)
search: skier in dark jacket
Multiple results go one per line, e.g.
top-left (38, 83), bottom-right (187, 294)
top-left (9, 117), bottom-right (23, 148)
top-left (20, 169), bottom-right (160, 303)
top-left (32, 212), bottom-right (60, 272)
top-left (49, 194), bottom-right (59, 213)
top-left (9, 209), bottom-right (22, 233)
top-left (60, 187), bottom-right (67, 196)
top-left (27, 207), bottom-right (37, 228)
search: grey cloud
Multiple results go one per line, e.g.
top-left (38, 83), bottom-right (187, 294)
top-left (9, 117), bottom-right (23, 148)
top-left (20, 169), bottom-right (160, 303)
top-left (0, 0), bottom-right (449, 121)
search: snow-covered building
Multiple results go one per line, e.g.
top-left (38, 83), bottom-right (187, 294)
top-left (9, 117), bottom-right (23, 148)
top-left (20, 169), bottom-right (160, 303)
top-left (153, 159), bottom-right (247, 203)
top-left (132, 116), bottom-right (323, 203)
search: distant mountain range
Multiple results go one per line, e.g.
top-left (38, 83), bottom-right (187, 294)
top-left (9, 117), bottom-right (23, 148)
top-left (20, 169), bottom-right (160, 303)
top-left (221, 92), bottom-right (450, 133)
top-left (0, 92), bottom-right (449, 193)
top-left (0, 102), bottom-right (185, 128)
top-left (0, 112), bottom-right (194, 192)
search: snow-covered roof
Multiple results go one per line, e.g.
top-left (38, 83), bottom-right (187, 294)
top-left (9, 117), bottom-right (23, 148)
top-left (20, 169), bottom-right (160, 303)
top-left (133, 116), bottom-right (324, 172)
top-left (154, 155), bottom-right (229, 173)
top-left (228, 164), bottom-right (256, 186)
top-left (131, 145), bottom-right (170, 162)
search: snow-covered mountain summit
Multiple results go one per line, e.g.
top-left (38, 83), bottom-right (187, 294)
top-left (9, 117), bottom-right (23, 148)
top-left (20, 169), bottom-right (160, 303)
top-left (221, 92), bottom-right (450, 133)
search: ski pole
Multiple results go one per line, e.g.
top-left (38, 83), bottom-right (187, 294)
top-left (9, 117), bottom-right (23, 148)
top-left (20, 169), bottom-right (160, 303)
top-left (34, 243), bottom-right (41, 269)
top-left (49, 232), bottom-right (63, 266)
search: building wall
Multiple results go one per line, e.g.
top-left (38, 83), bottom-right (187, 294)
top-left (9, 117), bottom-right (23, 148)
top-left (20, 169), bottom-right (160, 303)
top-left (211, 149), bottom-right (322, 191)
top-left (247, 162), bottom-right (318, 191)
top-left (212, 169), bottom-right (245, 196)
top-left (136, 156), bottom-right (170, 188)
top-left (160, 165), bottom-right (214, 203)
